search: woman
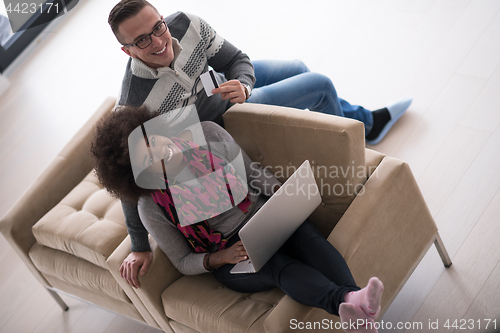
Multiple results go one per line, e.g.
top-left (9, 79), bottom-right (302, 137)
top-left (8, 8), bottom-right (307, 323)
top-left (91, 105), bottom-right (384, 333)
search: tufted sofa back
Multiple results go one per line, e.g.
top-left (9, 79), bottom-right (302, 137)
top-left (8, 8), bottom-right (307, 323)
top-left (223, 103), bottom-right (366, 237)
top-left (32, 171), bottom-right (127, 269)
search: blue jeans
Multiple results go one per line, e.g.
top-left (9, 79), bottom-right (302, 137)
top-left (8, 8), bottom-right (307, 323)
top-left (212, 220), bottom-right (360, 316)
top-left (247, 60), bottom-right (374, 134)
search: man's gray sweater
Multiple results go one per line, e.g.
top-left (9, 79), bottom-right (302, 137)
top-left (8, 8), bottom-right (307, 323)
top-left (118, 11), bottom-right (258, 254)
top-left (117, 11), bottom-right (256, 127)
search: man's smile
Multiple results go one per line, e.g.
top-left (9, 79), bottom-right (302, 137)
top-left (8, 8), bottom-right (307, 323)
top-left (153, 45), bottom-right (167, 55)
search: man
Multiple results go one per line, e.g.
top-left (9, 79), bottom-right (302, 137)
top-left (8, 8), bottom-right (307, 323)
top-left (109, 0), bottom-right (253, 128)
top-left (108, 0), bottom-right (412, 288)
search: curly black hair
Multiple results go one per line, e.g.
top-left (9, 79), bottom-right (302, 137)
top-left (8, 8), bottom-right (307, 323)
top-left (90, 105), bottom-right (160, 204)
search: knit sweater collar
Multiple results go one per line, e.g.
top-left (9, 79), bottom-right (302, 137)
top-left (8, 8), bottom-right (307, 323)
top-left (130, 38), bottom-right (183, 79)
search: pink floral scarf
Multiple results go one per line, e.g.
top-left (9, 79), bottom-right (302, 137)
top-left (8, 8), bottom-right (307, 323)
top-left (151, 138), bottom-right (250, 253)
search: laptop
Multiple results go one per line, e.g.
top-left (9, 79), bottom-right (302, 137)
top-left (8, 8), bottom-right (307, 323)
top-left (230, 160), bottom-right (321, 274)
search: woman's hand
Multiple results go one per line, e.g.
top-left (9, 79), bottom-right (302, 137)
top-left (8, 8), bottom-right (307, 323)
top-left (221, 241), bottom-right (248, 264)
top-left (205, 241), bottom-right (248, 270)
top-left (119, 251), bottom-right (153, 289)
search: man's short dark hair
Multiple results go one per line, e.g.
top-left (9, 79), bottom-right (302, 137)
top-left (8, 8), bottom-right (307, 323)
top-left (108, 0), bottom-right (158, 43)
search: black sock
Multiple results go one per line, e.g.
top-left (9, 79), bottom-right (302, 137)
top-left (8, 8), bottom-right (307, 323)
top-left (366, 108), bottom-right (391, 140)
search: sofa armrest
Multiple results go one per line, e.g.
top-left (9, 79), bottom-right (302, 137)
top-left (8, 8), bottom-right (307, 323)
top-left (107, 236), bottom-right (167, 330)
top-left (328, 155), bottom-right (438, 309)
top-left (108, 235), bottom-right (182, 333)
top-left (0, 97), bottom-right (116, 285)
top-left (263, 156), bottom-right (438, 332)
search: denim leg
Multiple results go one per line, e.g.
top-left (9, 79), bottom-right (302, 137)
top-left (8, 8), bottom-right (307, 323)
top-left (340, 99), bottom-right (374, 134)
top-left (252, 59), bottom-right (310, 88)
top-left (247, 62), bottom-right (374, 132)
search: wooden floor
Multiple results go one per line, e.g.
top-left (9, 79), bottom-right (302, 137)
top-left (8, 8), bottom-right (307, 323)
top-left (1, 0), bottom-right (499, 332)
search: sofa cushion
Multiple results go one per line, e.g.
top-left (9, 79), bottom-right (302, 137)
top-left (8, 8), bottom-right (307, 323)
top-left (32, 171), bottom-right (128, 269)
top-left (162, 274), bottom-right (284, 333)
top-left (29, 242), bottom-right (130, 303)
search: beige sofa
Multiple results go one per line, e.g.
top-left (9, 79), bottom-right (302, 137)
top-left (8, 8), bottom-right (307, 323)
top-left (0, 98), bottom-right (451, 333)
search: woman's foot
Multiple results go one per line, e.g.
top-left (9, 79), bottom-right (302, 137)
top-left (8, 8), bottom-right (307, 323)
top-left (339, 303), bottom-right (378, 333)
top-left (344, 277), bottom-right (384, 319)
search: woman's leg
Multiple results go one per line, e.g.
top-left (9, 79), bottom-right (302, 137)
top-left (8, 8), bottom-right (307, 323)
top-left (212, 233), bottom-right (358, 316)
top-left (282, 220), bottom-right (359, 290)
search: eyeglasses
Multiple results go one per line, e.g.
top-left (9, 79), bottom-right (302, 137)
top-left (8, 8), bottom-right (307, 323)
top-left (123, 20), bottom-right (168, 49)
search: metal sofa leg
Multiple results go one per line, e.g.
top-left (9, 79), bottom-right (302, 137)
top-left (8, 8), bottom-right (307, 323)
top-left (47, 288), bottom-right (69, 311)
top-left (434, 232), bottom-right (452, 267)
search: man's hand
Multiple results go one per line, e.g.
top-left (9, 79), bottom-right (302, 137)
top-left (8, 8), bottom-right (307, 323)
top-left (213, 80), bottom-right (246, 104)
top-left (119, 251), bottom-right (153, 289)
